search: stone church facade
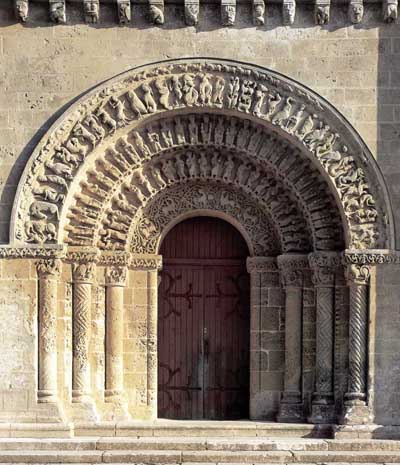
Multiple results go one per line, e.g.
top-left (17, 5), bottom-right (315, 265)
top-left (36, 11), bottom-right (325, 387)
top-left (0, 0), bottom-right (400, 438)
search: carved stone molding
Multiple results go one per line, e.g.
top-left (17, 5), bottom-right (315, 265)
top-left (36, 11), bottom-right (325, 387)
top-left (105, 266), bottom-right (127, 287)
top-left (10, 59), bottom-right (393, 255)
top-left (130, 254), bottom-right (163, 271)
top-left (0, 247), bottom-right (64, 259)
top-left (277, 253), bottom-right (309, 288)
top-left (246, 256), bottom-right (278, 273)
top-left (98, 252), bottom-right (131, 267)
top-left (309, 251), bottom-right (341, 287)
top-left (344, 249), bottom-right (398, 265)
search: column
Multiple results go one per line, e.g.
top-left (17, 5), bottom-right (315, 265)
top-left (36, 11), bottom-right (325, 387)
top-left (246, 256), bottom-right (279, 420)
top-left (71, 256), bottom-right (98, 421)
top-left (104, 264), bottom-right (130, 420)
top-left (36, 259), bottom-right (61, 404)
top-left (309, 251), bottom-right (340, 424)
top-left (341, 262), bottom-right (372, 424)
top-left (277, 254), bottom-right (308, 423)
top-left (131, 254), bottom-right (162, 420)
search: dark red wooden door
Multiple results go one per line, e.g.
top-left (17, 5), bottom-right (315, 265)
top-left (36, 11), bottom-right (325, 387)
top-left (158, 217), bottom-right (250, 420)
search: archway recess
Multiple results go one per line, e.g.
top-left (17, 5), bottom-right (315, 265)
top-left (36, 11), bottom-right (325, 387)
top-left (9, 58), bottom-right (393, 252)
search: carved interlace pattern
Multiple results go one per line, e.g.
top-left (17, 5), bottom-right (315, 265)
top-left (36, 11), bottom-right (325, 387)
top-left (11, 59), bottom-right (387, 252)
top-left (73, 283), bottom-right (90, 375)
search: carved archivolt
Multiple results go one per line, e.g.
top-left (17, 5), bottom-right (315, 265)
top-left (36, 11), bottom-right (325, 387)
top-left (11, 59), bottom-right (393, 253)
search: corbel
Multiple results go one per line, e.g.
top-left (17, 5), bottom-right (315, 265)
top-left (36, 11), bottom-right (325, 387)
top-left (184, 0), bottom-right (199, 25)
top-left (49, 0), bottom-right (67, 24)
top-left (149, 0), bottom-right (165, 24)
top-left (383, 0), bottom-right (397, 22)
top-left (348, 0), bottom-right (364, 23)
top-left (83, 0), bottom-right (100, 23)
top-left (14, 0), bottom-right (29, 22)
top-left (252, 0), bottom-right (265, 25)
top-left (221, 0), bottom-right (236, 26)
top-left (314, 0), bottom-right (330, 24)
top-left (282, 0), bottom-right (296, 25)
top-left (117, 0), bottom-right (131, 24)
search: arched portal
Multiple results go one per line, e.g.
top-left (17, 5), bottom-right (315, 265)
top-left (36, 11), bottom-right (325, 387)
top-left (2, 58), bottom-right (396, 428)
top-left (158, 216), bottom-right (250, 420)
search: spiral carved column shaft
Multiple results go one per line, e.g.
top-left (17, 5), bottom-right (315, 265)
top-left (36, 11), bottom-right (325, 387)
top-left (341, 262), bottom-right (372, 425)
top-left (277, 254), bottom-right (308, 423)
top-left (36, 259), bottom-right (61, 403)
top-left (309, 252), bottom-right (340, 424)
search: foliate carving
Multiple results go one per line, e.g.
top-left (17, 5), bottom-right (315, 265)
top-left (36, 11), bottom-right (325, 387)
top-left (105, 266), bottom-right (127, 286)
top-left (282, 0), bottom-right (296, 25)
top-left (246, 257), bottom-right (278, 273)
top-left (221, 0), bottom-right (236, 25)
top-left (348, 0), bottom-right (363, 23)
top-left (84, 0), bottom-right (99, 23)
top-left (345, 264), bottom-right (371, 285)
top-left (36, 258), bottom-right (62, 278)
top-left (0, 247), bottom-right (64, 259)
top-left (98, 252), bottom-right (131, 266)
top-left (315, 0), bottom-right (330, 24)
top-left (69, 252), bottom-right (98, 282)
top-left (252, 0), bottom-right (265, 25)
top-left (49, 0), bottom-right (66, 23)
top-left (185, 0), bottom-right (199, 25)
top-left (15, 0), bottom-right (28, 21)
top-left (344, 250), bottom-right (398, 265)
top-left (117, 0), bottom-right (131, 23)
top-left (309, 252), bottom-right (340, 287)
top-left (12, 60), bottom-right (388, 253)
top-left (130, 255), bottom-right (163, 271)
top-left (383, 0), bottom-right (398, 22)
top-left (277, 254), bottom-right (309, 288)
top-left (149, 0), bottom-right (164, 24)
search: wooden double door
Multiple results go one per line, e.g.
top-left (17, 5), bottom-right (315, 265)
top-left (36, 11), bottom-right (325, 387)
top-left (158, 217), bottom-right (250, 420)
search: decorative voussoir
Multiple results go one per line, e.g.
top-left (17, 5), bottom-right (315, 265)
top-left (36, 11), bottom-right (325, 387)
top-left (383, 0), bottom-right (398, 22)
top-left (282, 0), bottom-right (296, 24)
top-left (149, 0), bottom-right (164, 24)
top-left (252, 0), bottom-right (265, 25)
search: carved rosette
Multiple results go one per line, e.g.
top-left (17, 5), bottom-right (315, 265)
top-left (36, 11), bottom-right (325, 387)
top-left (11, 59), bottom-right (390, 257)
top-left (277, 254), bottom-right (308, 288)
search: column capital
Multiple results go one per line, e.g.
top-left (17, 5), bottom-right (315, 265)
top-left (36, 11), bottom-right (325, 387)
top-left (308, 251), bottom-right (341, 287)
top-left (105, 265), bottom-right (128, 287)
top-left (68, 248), bottom-right (99, 283)
top-left (246, 256), bottom-right (277, 273)
top-left (130, 254), bottom-right (162, 271)
top-left (345, 263), bottom-right (371, 286)
top-left (36, 258), bottom-right (62, 279)
top-left (277, 254), bottom-right (309, 288)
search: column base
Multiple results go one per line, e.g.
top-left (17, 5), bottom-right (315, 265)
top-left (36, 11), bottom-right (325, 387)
top-left (309, 401), bottom-right (336, 424)
top-left (70, 401), bottom-right (99, 423)
top-left (37, 390), bottom-right (58, 404)
top-left (103, 402), bottom-right (131, 421)
top-left (277, 402), bottom-right (305, 423)
top-left (35, 401), bottom-right (66, 424)
top-left (340, 400), bottom-right (373, 425)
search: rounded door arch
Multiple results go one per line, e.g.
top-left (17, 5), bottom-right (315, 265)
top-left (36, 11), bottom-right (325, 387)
top-left (157, 216), bottom-right (250, 420)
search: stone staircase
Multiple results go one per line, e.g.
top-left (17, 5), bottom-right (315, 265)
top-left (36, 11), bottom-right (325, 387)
top-left (1, 437), bottom-right (400, 463)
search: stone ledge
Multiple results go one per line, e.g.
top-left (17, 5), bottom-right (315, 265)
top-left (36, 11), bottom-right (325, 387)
top-left (333, 424), bottom-right (400, 439)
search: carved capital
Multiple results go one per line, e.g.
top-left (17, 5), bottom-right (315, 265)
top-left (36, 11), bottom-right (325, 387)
top-left (105, 266), bottom-right (127, 287)
top-left (36, 258), bottom-right (62, 279)
top-left (246, 256), bottom-right (277, 273)
top-left (346, 264), bottom-right (371, 286)
top-left (277, 254), bottom-right (308, 288)
top-left (130, 254), bottom-right (162, 271)
top-left (309, 252), bottom-right (340, 287)
top-left (70, 253), bottom-right (98, 283)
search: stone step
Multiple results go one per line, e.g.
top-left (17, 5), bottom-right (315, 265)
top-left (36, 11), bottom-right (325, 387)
top-left (2, 437), bottom-right (400, 452)
top-left (2, 449), bottom-right (400, 463)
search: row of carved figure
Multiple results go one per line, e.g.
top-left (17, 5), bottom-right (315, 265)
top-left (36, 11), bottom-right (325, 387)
top-left (13, 0), bottom-right (399, 25)
top-left (19, 65), bottom-right (380, 251)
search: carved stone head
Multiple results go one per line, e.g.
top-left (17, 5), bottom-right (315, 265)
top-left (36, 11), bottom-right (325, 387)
top-left (118, 1), bottom-right (131, 23)
top-left (221, 4), bottom-right (236, 26)
top-left (348, 2), bottom-right (363, 23)
top-left (383, 1), bottom-right (398, 22)
top-left (50, 2), bottom-right (66, 24)
top-left (15, 0), bottom-right (29, 22)
top-left (282, 1), bottom-right (296, 24)
top-left (149, 4), bottom-right (165, 24)
top-left (315, 4), bottom-right (330, 24)
top-left (84, 0), bottom-right (99, 23)
top-left (185, 3), bottom-right (199, 25)
top-left (253, 2), bottom-right (265, 25)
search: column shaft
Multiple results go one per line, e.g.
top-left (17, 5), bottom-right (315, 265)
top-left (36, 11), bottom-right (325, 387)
top-left (37, 259), bottom-right (61, 403)
top-left (147, 269), bottom-right (158, 417)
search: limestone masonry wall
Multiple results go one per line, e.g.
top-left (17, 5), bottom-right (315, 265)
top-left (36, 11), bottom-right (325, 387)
top-left (0, 0), bottom-right (400, 427)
